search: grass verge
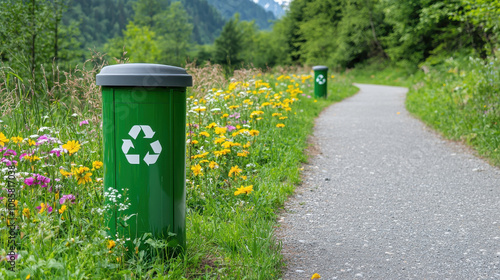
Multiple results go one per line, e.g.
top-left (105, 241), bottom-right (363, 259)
top-left (0, 61), bottom-right (357, 279)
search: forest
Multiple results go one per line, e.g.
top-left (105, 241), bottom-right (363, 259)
top-left (0, 0), bottom-right (498, 78)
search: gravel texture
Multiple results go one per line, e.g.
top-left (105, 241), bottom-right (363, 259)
top-left (277, 84), bottom-right (500, 280)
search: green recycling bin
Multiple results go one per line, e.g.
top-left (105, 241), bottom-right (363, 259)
top-left (96, 63), bottom-right (192, 254)
top-left (313, 65), bottom-right (328, 98)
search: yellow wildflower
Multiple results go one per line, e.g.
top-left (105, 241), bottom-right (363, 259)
top-left (22, 208), bottom-right (30, 218)
top-left (199, 131), bottom-right (210, 137)
top-left (77, 172), bottom-right (92, 185)
top-left (214, 137), bottom-right (226, 144)
top-left (228, 105), bottom-right (240, 110)
top-left (59, 205), bottom-right (67, 214)
top-left (107, 240), bottom-right (116, 249)
top-left (11, 136), bottom-right (23, 144)
top-left (237, 150), bottom-right (249, 157)
top-left (213, 149), bottom-right (231, 157)
top-left (311, 273), bottom-right (321, 279)
top-left (243, 142), bottom-right (251, 148)
top-left (279, 116), bottom-right (288, 120)
top-left (62, 140), bottom-right (81, 155)
top-left (60, 169), bottom-right (72, 177)
top-left (228, 165), bottom-right (242, 177)
top-left (209, 161), bottom-right (219, 169)
top-left (250, 111), bottom-right (264, 118)
top-left (191, 152), bottom-right (209, 159)
top-left (234, 185), bottom-right (253, 195)
top-left (0, 132), bottom-right (9, 146)
top-left (92, 161), bottom-right (103, 170)
top-left (24, 155), bottom-right (41, 162)
top-left (191, 164), bottom-right (203, 176)
top-left (214, 127), bottom-right (227, 135)
top-left (205, 123), bottom-right (216, 129)
top-left (191, 140), bottom-right (199, 145)
top-left (249, 130), bottom-right (259, 136)
top-left (222, 113), bottom-right (229, 118)
top-left (276, 124), bottom-right (285, 128)
top-left (199, 160), bottom-right (209, 164)
top-left (272, 113), bottom-right (282, 117)
top-left (28, 139), bottom-right (37, 146)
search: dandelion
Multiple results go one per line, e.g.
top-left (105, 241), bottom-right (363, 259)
top-left (249, 130), bottom-right (259, 136)
top-left (214, 137), bottom-right (226, 144)
top-left (237, 150), bottom-right (249, 157)
top-left (60, 169), bottom-right (72, 177)
top-left (192, 152), bottom-right (209, 159)
top-left (311, 273), bottom-right (321, 279)
top-left (272, 113), bottom-right (282, 117)
top-left (234, 185), bottom-right (253, 195)
top-left (62, 140), bottom-right (81, 155)
top-left (92, 161), bottom-right (103, 170)
top-left (228, 105), bottom-right (240, 110)
top-left (221, 113), bottom-right (229, 118)
top-left (24, 155), bottom-right (41, 162)
top-left (250, 111), bottom-right (264, 118)
top-left (191, 140), bottom-right (199, 145)
top-left (107, 240), bottom-right (116, 249)
top-left (28, 139), bottom-right (37, 146)
top-left (10, 136), bottom-right (23, 144)
top-left (22, 208), bottom-right (30, 218)
top-left (0, 133), bottom-right (9, 147)
top-left (199, 131), bottom-right (210, 137)
top-left (214, 127), bottom-right (227, 135)
top-left (59, 205), bottom-right (67, 214)
top-left (191, 164), bottom-right (203, 176)
top-left (209, 161), bottom-right (219, 169)
top-left (276, 124), bottom-right (285, 128)
top-left (206, 122), bottom-right (218, 129)
top-left (228, 165), bottom-right (242, 177)
top-left (213, 149), bottom-right (231, 156)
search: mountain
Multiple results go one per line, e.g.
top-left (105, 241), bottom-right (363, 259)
top-left (181, 0), bottom-right (226, 44)
top-left (206, 0), bottom-right (276, 29)
top-left (252, 0), bottom-right (285, 18)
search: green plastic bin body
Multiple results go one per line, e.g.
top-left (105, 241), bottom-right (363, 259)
top-left (313, 65), bottom-right (328, 98)
top-left (96, 64), bottom-right (192, 253)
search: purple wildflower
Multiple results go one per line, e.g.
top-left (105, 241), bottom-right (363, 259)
top-left (226, 125), bottom-right (237, 132)
top-left (60, 194), bottom-right (76, 204)
top-left (24, 177), bottom-right (35, 186)
top-left (50, 149), bottom-right (62, 157)
top-left (79, 120), bottom-right (89, 126)
top-left (3, 149), bottom-right (17, 157)
top-left (229, 112), bottom-right (241, 119)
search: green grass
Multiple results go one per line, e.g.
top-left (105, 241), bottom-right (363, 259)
top-left (406, 56), bottom-right (500, 166)
top-left (0, 63), bottom-right (356, 279)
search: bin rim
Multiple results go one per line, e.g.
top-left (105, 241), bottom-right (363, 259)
top-left (312, 65), bottom-right (328, 71)
top-left (96, 63), bottom-right (192, 87)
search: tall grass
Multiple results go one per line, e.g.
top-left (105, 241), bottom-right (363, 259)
top-left (0, 58), bottom-right (357, 278)
top-left (406, 55), bottom-right (500, 166)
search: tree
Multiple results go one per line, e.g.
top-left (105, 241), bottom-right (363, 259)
top-left (154, 2), bottom-right (193, 66)
top-left (134, 0), bottom-right (170, 28)
top-left (105, 22), bottom-right (161, 63)
top-left (214, 16), bottom-right (244, 70)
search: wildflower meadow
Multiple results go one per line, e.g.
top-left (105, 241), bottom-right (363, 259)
top-left (0, 60), bottom-right (357, 279)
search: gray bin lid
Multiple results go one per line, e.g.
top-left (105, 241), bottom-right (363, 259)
top-left (96, 63), bottom-right (192, 87)
top-left (312, 65), bottom-right (328, 71)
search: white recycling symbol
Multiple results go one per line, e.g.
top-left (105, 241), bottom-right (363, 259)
top-left (316, 74), bottom-right (326, 85)
top-left (122, 125), bottom-right (162, 166)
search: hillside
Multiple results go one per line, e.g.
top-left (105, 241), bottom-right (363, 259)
top-left (206, 0), bottom-right (276, 29)
top-left (253, 0), bottom-right (286, 18)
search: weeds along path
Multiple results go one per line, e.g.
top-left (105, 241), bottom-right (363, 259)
top-left (278, 84), bottom-right (500, 279)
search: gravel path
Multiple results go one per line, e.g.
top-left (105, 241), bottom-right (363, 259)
top-left (278, 84), bottom-right (500, 280)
